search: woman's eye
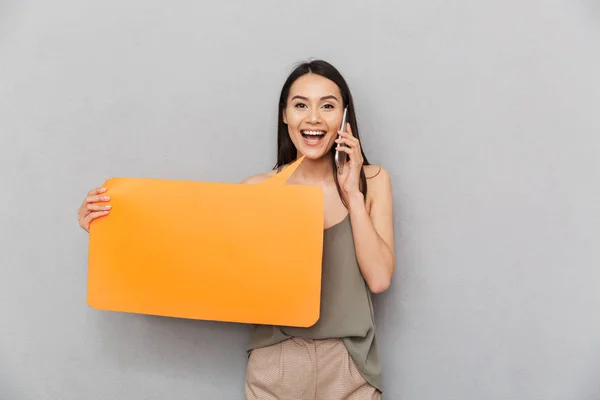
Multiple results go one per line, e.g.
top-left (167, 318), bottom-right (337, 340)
top-left (322, 104), bottom-right (334, 109)
top-left (295, 103), bottom-right (307, 108)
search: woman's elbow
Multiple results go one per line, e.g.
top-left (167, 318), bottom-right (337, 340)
top-left (369, 280), bottom-right (390, 294)
top-left (368, 270), bottom-right (393, 294)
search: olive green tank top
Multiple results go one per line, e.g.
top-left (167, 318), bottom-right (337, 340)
top-left (246, 182), bottom-right (383, 392)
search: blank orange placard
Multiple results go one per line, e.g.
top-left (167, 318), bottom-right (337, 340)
top-left (87, 156), bottom-right (324, 327)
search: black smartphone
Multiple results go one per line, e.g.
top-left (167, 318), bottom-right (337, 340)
top-left (334, 106), bottom-right (349, 170)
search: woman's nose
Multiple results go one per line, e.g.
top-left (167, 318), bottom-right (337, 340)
top-left (308, 109), bottom-right (321, 123)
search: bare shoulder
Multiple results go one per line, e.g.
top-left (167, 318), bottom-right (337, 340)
top-left (365, 165), bottom-right (391, 191)
top-left (364, 165), bottom-right (392, 208)
top-left (240, 169), bottom-right (278, 184)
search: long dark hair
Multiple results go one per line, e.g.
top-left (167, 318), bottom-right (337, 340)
top-left (274, 59), bottom-right (370, 207)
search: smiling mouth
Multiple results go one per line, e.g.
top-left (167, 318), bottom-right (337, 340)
top-left (301, 130), bottom-right (326, 140)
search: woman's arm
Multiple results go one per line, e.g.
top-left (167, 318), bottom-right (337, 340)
top-left (335, 124), bottom-right (396, 294)
top-left (346, 166), bottom-right (396, 293)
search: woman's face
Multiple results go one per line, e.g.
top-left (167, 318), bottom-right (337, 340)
top-left (283, 73), bottom-right (345, 161)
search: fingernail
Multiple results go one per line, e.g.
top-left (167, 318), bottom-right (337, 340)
top-left (105, 205), bottom-right (112, 209)
top-left (103, 196), bottom-right (110, 200)
top-left (100, 188), bottom-right (107, 192)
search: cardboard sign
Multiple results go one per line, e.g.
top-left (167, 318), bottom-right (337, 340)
top-left (87, 156), bottom-right (324, 327)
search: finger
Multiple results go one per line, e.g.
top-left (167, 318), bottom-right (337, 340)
top-left (335, 145), bottom-right (353, 155)
top-left (84, 210), bottom-right (110, 225)
top-left (86, 203), bottom-right (112, 212)
top-left (335, 138), bottom-right (361, 156)
top-left (336, 144), bottom-right (363, 164)
top-left (345, 122), bottom-right (353, 136)
top-left (337, 130), bottom-right (359, 142)
top-left (85, 194), bottom-right (111, 204)
top-left (77, 207), bottom-right (88, 220)
top-left (88, 187), bottom-right (107, 196)
top-left (335, 137), bottom-right (357, 147)
top-left (79, 219), bottom-right (90, 232)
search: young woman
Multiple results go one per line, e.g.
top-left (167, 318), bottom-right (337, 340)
top-left (77, 60), bottom-right (395, 399)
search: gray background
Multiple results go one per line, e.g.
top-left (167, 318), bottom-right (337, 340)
top-left (1, 0), bottom-right (599, 399)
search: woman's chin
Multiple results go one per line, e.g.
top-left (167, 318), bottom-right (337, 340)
top-left (297, 147), bottom-right (333, 161)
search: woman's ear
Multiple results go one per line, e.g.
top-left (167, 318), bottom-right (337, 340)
top-left (282, 108), bottom-right (288, 125)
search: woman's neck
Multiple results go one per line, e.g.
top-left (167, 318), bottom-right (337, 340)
top-left (291, 153), bottom-right (334, 185)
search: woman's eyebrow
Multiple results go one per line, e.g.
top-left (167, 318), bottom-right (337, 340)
top-left (291, 95), bottom-right (339, 102)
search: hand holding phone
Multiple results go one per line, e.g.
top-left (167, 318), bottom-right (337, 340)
top-left (334, 106), bottom-right (349, 171)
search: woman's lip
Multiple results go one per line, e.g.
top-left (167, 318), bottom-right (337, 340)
top-left (302, 135), bottom-right (325, 146)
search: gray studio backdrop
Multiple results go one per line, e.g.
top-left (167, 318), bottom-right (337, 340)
top-left (1, 0), bottom-right (599, 399)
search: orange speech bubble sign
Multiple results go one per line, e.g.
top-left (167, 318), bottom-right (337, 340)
top-left (87, 156), bottom-right (324, 327)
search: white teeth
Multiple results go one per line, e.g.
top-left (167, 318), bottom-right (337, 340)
top-left (302, 130), bottom-right (326, 136)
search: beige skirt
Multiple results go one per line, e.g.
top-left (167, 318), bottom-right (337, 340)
top-left (245, 337), bottom-right (381, 400)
